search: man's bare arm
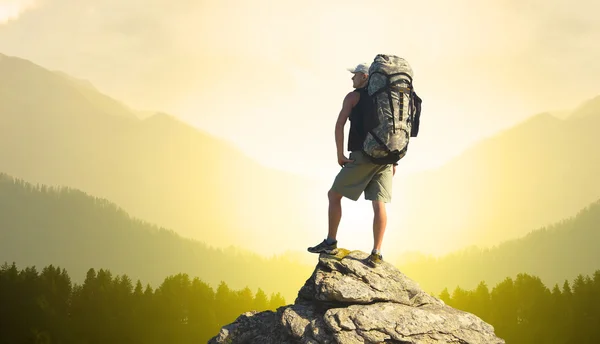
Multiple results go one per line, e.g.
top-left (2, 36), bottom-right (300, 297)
top-left (335, 92), bottom-right (359, 166)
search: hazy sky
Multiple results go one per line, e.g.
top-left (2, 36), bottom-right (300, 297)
top-left (1, 0), bottom-right (599, 180)
top-left (2, 0), bottom-right (600, 260)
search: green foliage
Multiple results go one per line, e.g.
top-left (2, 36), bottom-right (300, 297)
top-left (0, 263), bottom-right (286, 343)
top-left (440, 271), bottom-right (600, 344)
top-left (0, 173), bottom-right (313, 303)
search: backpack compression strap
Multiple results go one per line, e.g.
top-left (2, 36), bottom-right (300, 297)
top-left (368, 71), bottom-right (413, 134)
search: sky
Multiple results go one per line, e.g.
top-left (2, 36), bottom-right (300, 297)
top-left (1, 0), bottom-right (600, 259)
top-left (1, 0), bottom-right (599, 181)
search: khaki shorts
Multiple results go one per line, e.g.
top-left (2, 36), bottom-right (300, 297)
top-left (330, 151), bottom-right (393, 203)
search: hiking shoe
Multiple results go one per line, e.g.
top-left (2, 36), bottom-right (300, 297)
top-left (307, 239), bottom-right (338, 254)
top-left (367, 252), bottom-right (383, 267)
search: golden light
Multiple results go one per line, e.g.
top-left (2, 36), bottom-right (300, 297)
top-left (0, 0), bottom-right (37, 24)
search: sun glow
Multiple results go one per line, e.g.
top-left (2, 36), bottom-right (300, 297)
top-left (0, 0), bottom-right (37, 24)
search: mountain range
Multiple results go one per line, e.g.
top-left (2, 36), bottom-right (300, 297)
top-left (0, 52), bottom-right (324, 255)
top-left (394, 94), bottom-right (600, 254)
top-left (397, 197), bottom-right (600, 294)
top-left (0, 172), bottom-right (312, 302)
top-left (1, 52), bottom-right (599, 292)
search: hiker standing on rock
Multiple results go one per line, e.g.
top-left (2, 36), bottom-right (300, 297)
top-left (308, 62), bottom-right (397, 267)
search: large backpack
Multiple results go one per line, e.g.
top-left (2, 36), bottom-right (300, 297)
top-left (362, 54), bottom-right (422, 165)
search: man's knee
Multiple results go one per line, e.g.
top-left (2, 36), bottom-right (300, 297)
top-left (328, 189), bottom-right (343, 202)
top-left (372, 200), bottom-right (386, 212)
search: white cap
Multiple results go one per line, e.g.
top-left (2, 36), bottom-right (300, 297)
top-left (347, 62), bottom-right (370, 75)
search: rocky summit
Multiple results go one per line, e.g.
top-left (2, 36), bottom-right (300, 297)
top-left (209, 249), bottom-right (505, 344)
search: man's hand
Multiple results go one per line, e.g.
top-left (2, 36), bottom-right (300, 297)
top-left (393, 164), bottom-right (397, 176)
top-left (338, 155), bottom-right (354, 167)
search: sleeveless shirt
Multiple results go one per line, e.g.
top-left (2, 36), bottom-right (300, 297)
top-left (348, 87), bottom-right (371, 152)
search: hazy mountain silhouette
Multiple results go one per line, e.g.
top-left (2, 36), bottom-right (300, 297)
top-left (396, 94), bottom-right (600, 254)
top-left (569, 95), bottom-right (600, 120)
top-left (0, 172), bottom-right (312, 302)
top-left (3, 51), bottom-right (600, 258)
top-left (52, 70), bottom-right (139, 121)
top-left (0, 52), bottom-right (323, 254)
top-left (398, 197), bottom-right (600, 295)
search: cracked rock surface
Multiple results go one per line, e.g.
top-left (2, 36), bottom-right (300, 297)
top-left (208, 250), bottom-right (505, 344)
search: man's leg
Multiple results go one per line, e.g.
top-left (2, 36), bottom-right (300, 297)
top-left (372, 200), bottom-right (387, 251)
top-left (309, 151), bottom-right (377, 254)
top-left (307, 189), bottom-right (344, 253)
top-left (328, 189), bottom-right (343, 241)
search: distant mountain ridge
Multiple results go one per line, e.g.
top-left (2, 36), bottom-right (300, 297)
top-left (395, 93), bottom-right (600, 254)
top-left (569, 95), bottom-right (600, 119)
top-left (0, 172), bottom-right (312, 302)
top-left (398, 197), bottom-right (600, 295)
top-left (53, 70), bottom-right (139, 120)
top-left (0, 52), bottom-right (324, 255)
top-left (2, 51), bottom-right (600, 258)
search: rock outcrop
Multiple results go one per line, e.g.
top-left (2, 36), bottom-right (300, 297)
top-left (209, 249), bottom-right (505, 344)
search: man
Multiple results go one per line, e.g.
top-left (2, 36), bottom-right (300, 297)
top-left (307, 62), bottom-right (397, 267)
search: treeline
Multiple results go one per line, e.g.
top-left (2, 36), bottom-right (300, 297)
top-left (3, 262), bottom-right (600, 343)
top-left (440, 271), bottom-right (600, 344)
top-left (399, 197), bottom-right (600, 296)
top-left (0, 173), bottom-right (312, 303)
top-left (0, 262), bottom-right (286, 344)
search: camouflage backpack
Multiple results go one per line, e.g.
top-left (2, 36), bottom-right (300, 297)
top-left (362, 54), bottom-right (422, 165)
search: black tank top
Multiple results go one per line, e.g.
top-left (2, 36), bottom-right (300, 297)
top-left (348, 87), bottom-right (371, 152)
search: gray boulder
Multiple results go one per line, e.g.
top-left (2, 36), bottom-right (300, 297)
top-left (209, 249), bottom-right (505, 344)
